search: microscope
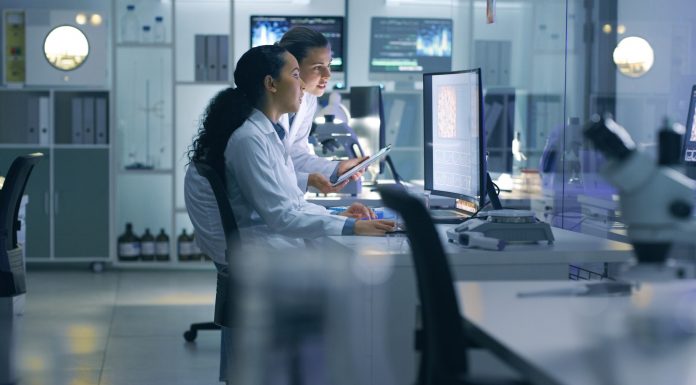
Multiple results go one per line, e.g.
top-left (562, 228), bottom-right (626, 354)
top-left (312, 115), bottom-right (364, 195)
top-left (583, 115), bottom-right (696, 279)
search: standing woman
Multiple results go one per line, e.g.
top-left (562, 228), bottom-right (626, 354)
top-left (278, 27), bottom-right (366, 194)
top-left (186, 45), bottom-right (394, 249)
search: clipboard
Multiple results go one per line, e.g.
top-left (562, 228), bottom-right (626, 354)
top-left (332, 144), bottom-right (392, 186)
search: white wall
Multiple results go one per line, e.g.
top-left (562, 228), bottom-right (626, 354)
top-left (616, 0), bottom-right (696, 147)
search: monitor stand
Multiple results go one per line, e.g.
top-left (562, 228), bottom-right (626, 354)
top-left (487, 172), bottom-right (503, 210)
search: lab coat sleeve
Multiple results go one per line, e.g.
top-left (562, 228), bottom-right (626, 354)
top-left (296, 171), bottom-right (309, 192)
top-left (289, 96), bottom-right (339, 180)
top-left (226, 133), bottom-right (347, 238)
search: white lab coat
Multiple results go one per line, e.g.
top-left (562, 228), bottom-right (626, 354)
top-left (184, 164), bottom-right (227, 264)
top-left (225, 109), bottom-right (347, 247)
top-left (279, 93), bottom-right (338, 191)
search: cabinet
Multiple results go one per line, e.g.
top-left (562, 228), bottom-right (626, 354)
top-left (112, 0), bottom-right (230, 266)
top-left (0, 90), bottom-right (111, 262)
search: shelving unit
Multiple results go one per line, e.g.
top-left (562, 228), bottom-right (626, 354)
top-left (0, 86), bottom-right (111, 269)
top-left (111, 0), bottom-right (231, 268)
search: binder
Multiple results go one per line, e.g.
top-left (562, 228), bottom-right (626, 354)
top-left (195, 35), bottom-right (207, 81)
top-left (38, 96), bottom-right (49, 145)
top-left (205, 35), bottom-right (218, 81)
top-left (71, 97), bottom-right (83, 144)
top-left (217, 35), bottom-right (229, 82)
top-left (95, 97), bottom-right (108, 144)
top-left (26, 96), bottom-right (39, 144)
top-left (82, 97), bottom-right (95, 144)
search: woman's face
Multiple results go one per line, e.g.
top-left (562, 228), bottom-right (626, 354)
top-left (274, 52), bottom-right (305, 114)
top-left (299, 46), bottom-right (332, 97)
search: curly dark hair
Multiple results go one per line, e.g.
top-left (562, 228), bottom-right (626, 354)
top-left (278, 26), bottom-right (330, 65)
top-left (187, 45), bottom-right (287, 177)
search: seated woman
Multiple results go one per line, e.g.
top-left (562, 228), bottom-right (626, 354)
top-left (186, 44), bottom-right (394, 250)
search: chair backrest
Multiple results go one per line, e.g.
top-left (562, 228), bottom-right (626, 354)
top-left (0, 153), bottom-right (44, 296)
top-left (378, 185), bottom-right (470, 384)
top-left (192, 161), bottom-right (240, 328)
top-left (193, 161), bottom-right (241, 259)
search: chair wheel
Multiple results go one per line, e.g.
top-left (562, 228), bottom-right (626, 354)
top-left (183, 330), bottom-right (197, 342)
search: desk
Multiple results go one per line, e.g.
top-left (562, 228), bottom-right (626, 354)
top-left (326, 225), bottom-right (632, 280)
top-left (456, 280), bottom-right (696, 385)
top-left (320, 228), bottom-right (633, 385)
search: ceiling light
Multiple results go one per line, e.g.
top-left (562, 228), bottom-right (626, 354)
top-left (75, 13), bottom-right (87, 25)
top-left (90, 14), bottom-right (103, 26)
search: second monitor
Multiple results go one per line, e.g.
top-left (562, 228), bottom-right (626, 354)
top-left (424, 68), bottom-right (487, 220)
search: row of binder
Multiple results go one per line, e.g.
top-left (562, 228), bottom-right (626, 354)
top-left (27, 96), bottom-right (50, 145)
top-left (71, 97), bottom-right (108, 145)
top-left (194, 34), bottom-right (229, 82)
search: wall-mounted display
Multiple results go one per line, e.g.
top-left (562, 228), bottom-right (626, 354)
top-left (250, 15), bottom-right (344, 73)
top-left (369, 17), bottom-right (452, 82)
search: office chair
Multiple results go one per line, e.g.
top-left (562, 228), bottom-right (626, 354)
top-left (378, 185), bottom-right (528, 385)
top-left (182, 161), bottom-right (239, 342)
top-left (0, 153), bottom-right (43, 297)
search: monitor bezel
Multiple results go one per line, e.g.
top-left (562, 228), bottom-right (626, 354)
top-left (368, 16), bottom-right (453, 81)
top-left (249, 15), bottom-right (345, 73)
top-left (423, 68), bottom-right (487, 210)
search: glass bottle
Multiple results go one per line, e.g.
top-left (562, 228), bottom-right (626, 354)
top-left (190, 231), bottom-right (201, 261)
top-left (155, 228), bottom-right (170, 261)
top-left (120, 4), bottom-right (139, 43)
top-left (177, 229), bottom-right (193, 262)
top-left (140, 228), bottom-right (155, 261)
top-left (141, 25), bottom-right (152, 43)
top-left (153, 16), bottom-right (165, 43)
top-left (118, 223), bottom-right (140, 261)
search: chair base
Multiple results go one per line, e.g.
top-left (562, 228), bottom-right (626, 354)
top-left (183, 321), bottom-right (221, 342)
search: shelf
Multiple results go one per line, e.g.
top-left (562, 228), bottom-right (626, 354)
top-left (0, 144), bottom-right (50, 149)
top-left (113, 261), bottom-right (215, 270)
top-left (116, 42), bottom-right (172, 48)
top-left (176, 81), bottom-right (230, 86)
top-left (0, 86), bottom-right (109, 92)
top-left (53, 144), bottom-right (110, 149)
top-left (118, 168), bottom-right (173, 175)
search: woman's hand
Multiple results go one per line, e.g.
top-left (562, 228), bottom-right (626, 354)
top-left (337, 156), bottom-right (370, 181)
top-left (354, 219), bottom-right (397, 236)
top-left (339, 202), bottom-right (375, 219)
top-left (308, 173), bottom-right (348, 193)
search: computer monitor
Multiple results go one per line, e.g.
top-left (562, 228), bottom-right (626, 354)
top-left (369, 17), bottom-right (453, 83)
top-left (424, 69), bottom-right (486, 213)
top-left (349, 86), bottom-right (386, 173)
top-left (682, 85), bottom-right (696, 163)
top-left (250, 15), bottom-right (344, 73)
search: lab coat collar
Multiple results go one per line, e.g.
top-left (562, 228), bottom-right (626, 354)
top-left (280, 92), bottom-right (311, 134)
top-left (248, 108), bottom-right (277, 135)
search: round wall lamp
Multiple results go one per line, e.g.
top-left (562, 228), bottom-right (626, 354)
top-left (613, 36), bottom-right (654, 78)
top-left (43, 25), bottom-right (90, 71)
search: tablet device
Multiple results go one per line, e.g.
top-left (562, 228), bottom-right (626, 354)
top-left (332, 144), bottom-right (392, 186)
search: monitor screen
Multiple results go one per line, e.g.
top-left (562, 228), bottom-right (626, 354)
top-left (424, 69), bottom-right (486, 209)
top-left (370, 17), bottom-right (452, 81)
top-left (682, 85), bottom-right (696, 164)
top-left (250, 15), bottom-right (344, 72)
